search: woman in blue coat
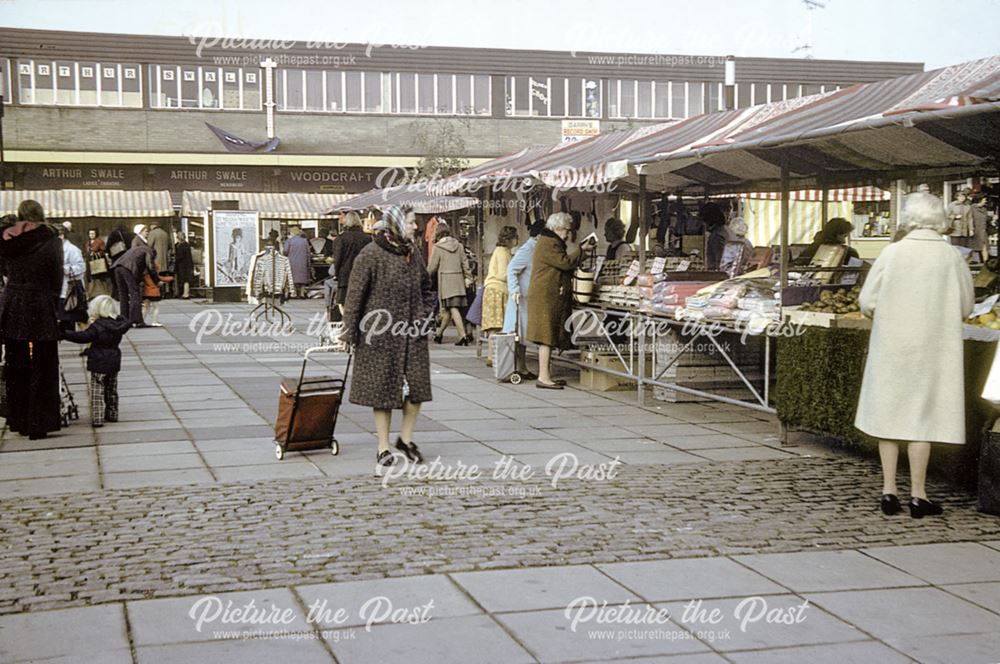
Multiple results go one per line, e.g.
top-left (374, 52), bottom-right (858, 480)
top-left (502, 221), bottom-right (543, 379)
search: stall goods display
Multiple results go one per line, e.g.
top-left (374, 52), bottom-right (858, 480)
top-left (798, 287), bottom-right (861, 314)
top-left (680, 278), bottom-right (780, 323)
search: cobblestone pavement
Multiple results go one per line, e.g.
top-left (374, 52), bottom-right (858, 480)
top-left (2, 455), bottom-right (998, 615)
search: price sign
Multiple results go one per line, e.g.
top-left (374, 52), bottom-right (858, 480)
top-left (622, 260), bottom-right (641, 286)
top-left (677, 259), bottom-right (691, 271)
top-left (651, 257), bottom-right (666, 274)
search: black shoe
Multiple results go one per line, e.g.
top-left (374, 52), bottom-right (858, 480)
top-left (520, 371), bottom-right (538, 380)
top-left (909, 498), bottom-right (943, 519)
top-left (455, 336), bottom-right (470, 347)
top-left (433, 334), bottom-right (443, 344)
top-left (880, 494), bottom-right (902, 515)
top-left (536, 381), bottom-right (564, 390)
top-left (28, 432), bottom-right (48, 440)
top-left (395, 437), bottom-right (424, 463)
top-left (376, 449), bottom-right (395, 468)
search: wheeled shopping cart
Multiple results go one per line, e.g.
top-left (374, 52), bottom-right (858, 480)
top-left (273, 346), bottom-right (352, 460)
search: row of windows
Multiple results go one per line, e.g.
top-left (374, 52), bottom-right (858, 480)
top-left (274, 70), bottom-right (491, 115)
top-left (5, 58), bottom-right (843, 119)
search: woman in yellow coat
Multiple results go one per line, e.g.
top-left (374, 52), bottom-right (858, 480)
top-left (481, 226), bottom-right (518, 333)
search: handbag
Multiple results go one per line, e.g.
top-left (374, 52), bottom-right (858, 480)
top-left (143, 273), bottom-right (161, 299)
top-left (88, 255), bottom-right (109, 276)
top-left (63, 279), bottom-right (87, 322)
top-left (109, 240), bottom-right (126, 256)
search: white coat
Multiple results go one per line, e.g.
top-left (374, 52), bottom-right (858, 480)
top-left (854, 229), bottom-right (975, 445)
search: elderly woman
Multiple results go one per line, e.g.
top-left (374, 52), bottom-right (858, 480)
top-left (855, 193), bottom-right (974, 519)
top-left (0, 201), bottom-right (64, 439)
top-left (527, 212), bottom-right (594, 389)
top-left (342, 205), bottom-right (433, 470)
top-left (329, 211), bottom-right (372, 313)
top-left (482, 226), bottom-right (518, 334)
top-left (428, 224), bottom-right (473, 345)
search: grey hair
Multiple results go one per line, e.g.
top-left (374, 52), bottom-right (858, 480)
top-left (342, 211), bottom-right (362, 228)
top-left (545, 211), bottom-right (573, 232)
top-left (728, 217), bottom-right (748, 237)
top-left (88, 294), bottom-right (120, 320)
top-left (900, 192), bottom-right (950, 233)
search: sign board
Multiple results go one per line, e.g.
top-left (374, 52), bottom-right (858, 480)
top-left (622, 259), bottom-right (641, 286)
top-left (561, 120), bottom-right (600, 144)
top-left (20, 164), bottom-right (143, 189)
top-left (211, 210), bottom-right (260, 288)
top-left (651, 257), bottom-right (666, 274)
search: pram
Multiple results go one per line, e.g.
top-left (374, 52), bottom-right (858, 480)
top-left (59, 370), bottom-right (81, 427)
top-left (273, 346), bottom-right (352, 460)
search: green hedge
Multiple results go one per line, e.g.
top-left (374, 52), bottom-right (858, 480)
top-left (775, 327), bottom-right (997, 490)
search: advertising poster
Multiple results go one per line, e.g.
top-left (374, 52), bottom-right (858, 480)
top-left (212, 210), bottom-right (259, 287)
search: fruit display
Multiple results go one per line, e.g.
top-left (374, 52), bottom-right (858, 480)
top-left (798, 287), bottom-right (861, 314)
top-left (969, 310), bottom-right (1000, 330)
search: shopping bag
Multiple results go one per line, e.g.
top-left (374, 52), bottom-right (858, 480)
top-left (63, 279), bottom-right (87, 320)
top-left (88, 255), bottom-right (109, 276)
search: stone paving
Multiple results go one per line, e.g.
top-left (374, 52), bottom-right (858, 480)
top-left (1, 299), bottom-right (998, 663)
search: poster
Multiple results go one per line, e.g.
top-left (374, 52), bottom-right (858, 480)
top-left (212, 210), bottom-right (259, 287)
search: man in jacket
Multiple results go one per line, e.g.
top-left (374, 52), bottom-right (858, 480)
top-left (111, 243), bottom-right (159, 327)
top-left (329, 212), bottom-right (372, 311)
top-left (147, 221), bottom-right (172, 297)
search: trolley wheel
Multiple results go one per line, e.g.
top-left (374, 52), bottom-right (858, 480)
top-left (330, 439), bottom-right (340, 456)
top-left (509, 373), bottom-right (522, 385)
top-left (274, 443), bottom-right (285, 461)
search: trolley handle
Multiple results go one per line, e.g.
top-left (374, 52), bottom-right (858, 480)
top-left (296, 346), bottom-right (353, 396)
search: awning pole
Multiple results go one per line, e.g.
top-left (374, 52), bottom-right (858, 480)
top-left (638, 172), bottom-right (647, 272)
top-left (779, 162), bottom-right (790, 291)
top-left (820, 174), bottom-right (829, 225)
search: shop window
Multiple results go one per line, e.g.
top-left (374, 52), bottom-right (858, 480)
top-left (531, 77), bottom-right (549, 116)
top-left (243, 70), bottom-right (260, 109)
top-left (305, 70), bottom-right (324, 111)
top-left (687, 81), bottom-right (704, 117)
top-left (200, 67), bottom-right (219, 108)
top-left (636, 80), bottom-right (652, 118)
top-left (619, 80), bottom-right (636, 118)
top-left (473, 75), bottom-right (490, 115)
top-left (584, 79), bottom-right (600, 118)
top-left (568, 78), bottom-right (583, 117)
top-left (654, 81), bottom-right (670, 118)
top-left (671, 80), bottom-right (686, 118)
top-left (509, 76), bottom-right (529, 116)
top-left (550, 77), bottom-right (566, 117)
top-left (436, 74), bottom-right (453, 114)
top-left (456, 75), bottom-right (472, 114)
top-left (179, 66), bottom-right (198, 108)
top-left (345, 71), bottom-right (362, 112)
top-left (786, 84), bottom-right (802, 99)
top-left (752, 82), bottom-right (768, 106)
top-left (34, 61), bottom-right (55, 105)
top-left (803, 84), bottom-right (821, 96)
top-left (708, 81), bottom-right (721, 111)
top-left (79, 62), bottom-right (99, 106)
top-left (417, 74), bottom-right (434, 114)
top-left (121, 64), bottom-right (141, 107)
top-left (221, 68), bottom-right (240, 109)
top-left (607, 80), bottom-right (618, 117)
top-left (54, 60), bottom-right (74, 104)
top-left (326, 71), bottom-right (343, 111)
top-left (0, 59), bottom-right (9, 101)
top-left (365, 72), bottom-right (384, 113)
top-left (285, 69), bottom-right (305, 111)
top-left (398, 72), bottom-right (416, 113)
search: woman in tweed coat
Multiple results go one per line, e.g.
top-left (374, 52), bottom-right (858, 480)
top-left (342, 206), bottom-right (434, 470)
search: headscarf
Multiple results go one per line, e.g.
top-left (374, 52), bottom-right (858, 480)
top-left (133, 224), bottom-right (148, 242)
top-left (373, 205), bottom-right (413, 257)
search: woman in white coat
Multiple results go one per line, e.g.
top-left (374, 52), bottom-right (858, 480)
top-left (855, 192), bottom-right (974, 519)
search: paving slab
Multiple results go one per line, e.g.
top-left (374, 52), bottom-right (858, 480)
top-left (451, 565), bottom-right (636, 612)
top-left (325, 615), bottom-right (533, 664)
top-left (496, 606), bottom-right (710, 662)
top-left (128, 588), bottom-right (311, 645)
top-left (692, 447), bottom-right (798, 462)
top-left (0, 474), bottom-right (101, 498)
top-left (0, 604), bottom-right (129, 662)
top-left (885, 630), bottom-right (1000, 664)
top-left (135, 638), bottom-right (333, 664)
top-left (599, 557), bottom-right (786, 602)
top-left (862, 542), bottom-right (1000, 584)
top-left (734, 550), bottom-right (927, 593)
top-left (100, 452), bottom-right (207, 473)
top-left (102, 468), bottom-right (215, 489)
top-left (295, 574), bottom-right (480, 628)
top-left (940, 581), bottom-right (1000, 614)
top-left (806, 587), bottom-right (1000, 640)
top-left (724, 640), bottom-right (912, 664)
top-left (661, 594), bottom-right (866, 652)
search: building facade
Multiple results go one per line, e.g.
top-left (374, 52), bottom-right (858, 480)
top-left (0, 27), bottom-right (924, 197)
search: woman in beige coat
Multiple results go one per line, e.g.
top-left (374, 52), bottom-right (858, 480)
top-left (428, 224), bottom-right (473, 345)
top-left (855, 192), bottom-right (974, 519)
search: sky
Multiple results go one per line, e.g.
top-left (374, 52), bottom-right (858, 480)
top-left (0, 0), bottom-right (998, 69)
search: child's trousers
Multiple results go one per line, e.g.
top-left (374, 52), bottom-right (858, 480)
top-left (90, 372), bottom-right (119, 426)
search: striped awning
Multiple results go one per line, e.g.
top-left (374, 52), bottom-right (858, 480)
top-left (330, 185), bottom-right (480, 214)
top-left (742, 186), bottom-right (891, 202)
top-left (433, 55), bottom-right (1000, 195)
top-left (0, 189), bottom-right (175, 218)
top-left (181, 191), bottom-right (353, 219)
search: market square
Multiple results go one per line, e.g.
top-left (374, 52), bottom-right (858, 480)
top-left (1, 1), bottom-right (999, 662)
